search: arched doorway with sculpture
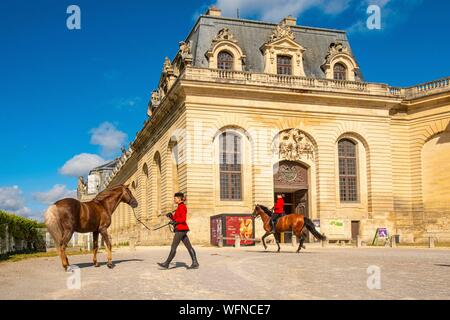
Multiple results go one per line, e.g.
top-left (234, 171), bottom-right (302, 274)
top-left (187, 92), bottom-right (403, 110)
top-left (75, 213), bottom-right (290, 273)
top-left (271, 128), bottom-right (318, 244)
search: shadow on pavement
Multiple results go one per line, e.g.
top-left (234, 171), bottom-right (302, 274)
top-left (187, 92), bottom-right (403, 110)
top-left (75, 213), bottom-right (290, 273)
top-left (435, 264), bottom-right (450, 267)
top-left (244, 250), bottom-right (316, 254)
top-left (74, 259), bottom-right (144, 269)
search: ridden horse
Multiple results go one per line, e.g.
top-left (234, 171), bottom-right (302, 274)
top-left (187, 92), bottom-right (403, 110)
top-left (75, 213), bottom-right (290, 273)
top-left (45, 185), bottom-right (138, 270)
top-left (252, 205), bottom-right (326, 253)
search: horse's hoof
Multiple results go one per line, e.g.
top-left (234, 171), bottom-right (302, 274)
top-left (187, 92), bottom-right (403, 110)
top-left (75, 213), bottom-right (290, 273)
top-left (94, 262), bottom-right (100, 267)
top-left (107, 263), bottom-right (115, 269)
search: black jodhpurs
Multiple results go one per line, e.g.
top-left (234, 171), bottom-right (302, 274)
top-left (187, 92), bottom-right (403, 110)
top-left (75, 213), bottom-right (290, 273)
top-left (170, 231), bottom-right (194, 253)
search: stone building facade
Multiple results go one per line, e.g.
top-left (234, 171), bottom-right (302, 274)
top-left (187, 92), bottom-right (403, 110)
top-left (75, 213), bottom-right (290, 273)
top-left (104, 8), bottom-right (450, 245)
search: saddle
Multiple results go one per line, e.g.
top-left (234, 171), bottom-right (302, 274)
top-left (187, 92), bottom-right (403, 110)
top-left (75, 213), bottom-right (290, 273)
top-left (271, 212), bottom-right (286, 232)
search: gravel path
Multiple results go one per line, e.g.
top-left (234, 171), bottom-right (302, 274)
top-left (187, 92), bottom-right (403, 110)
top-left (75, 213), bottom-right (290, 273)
top-left (1, 244), bottom-right (449, 300)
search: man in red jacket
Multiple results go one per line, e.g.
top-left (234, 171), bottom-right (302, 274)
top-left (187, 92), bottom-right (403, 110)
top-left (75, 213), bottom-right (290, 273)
top-left (157, 192), bottom-right (199, 269)
top-left (270, 194), bottom-right (285, 233)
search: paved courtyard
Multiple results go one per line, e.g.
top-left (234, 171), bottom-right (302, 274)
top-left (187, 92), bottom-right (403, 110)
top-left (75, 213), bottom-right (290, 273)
top-left (1, 243), bottom-right (449, 300)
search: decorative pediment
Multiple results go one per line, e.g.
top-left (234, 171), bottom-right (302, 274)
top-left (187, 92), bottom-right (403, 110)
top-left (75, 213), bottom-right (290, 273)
top-left (206, 28), bottom-right (245, 71)
top-left (321, 42), bottom-right (359, 81)
top-left (323, 42), bottom-right (351, 65)
top-left (273, 129), bottom-right (314, 161)
top-left (260, 21), bottom-right (306, 76)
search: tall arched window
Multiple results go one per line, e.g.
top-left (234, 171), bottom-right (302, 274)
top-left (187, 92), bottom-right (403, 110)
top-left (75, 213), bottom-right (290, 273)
top-left (153, 153), bottom-right (162, 216)
top-left (334, 63), bottom-right (347, 80)
top-left (217, 51), bottom-right (233, 70)
top-left (277, 55), bottom-right (292, 75)
top-left (338, 139), bottom-right (358, 202)
top-left (171, 142), bottom-right (179, 193)
top-left (219, 132), bottom-right (242, 200)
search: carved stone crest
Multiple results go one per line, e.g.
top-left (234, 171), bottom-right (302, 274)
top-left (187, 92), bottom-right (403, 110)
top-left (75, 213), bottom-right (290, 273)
top-left (274, 129), bottom-right (314, 161)
top-left (213, 28), bottom-right (237, 43)
top-left (273, 161), bottom-right (308, 189)
top-left (269, 21), bottom-right (295, 42)
top-left (324, 42), bottom-right (350, 64)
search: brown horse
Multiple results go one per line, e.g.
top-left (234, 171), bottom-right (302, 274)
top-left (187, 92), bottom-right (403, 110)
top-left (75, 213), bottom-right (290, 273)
top-left (252, 205), bottom-right (326, 253)
top-left (44, 184), bottom-right (138, 270)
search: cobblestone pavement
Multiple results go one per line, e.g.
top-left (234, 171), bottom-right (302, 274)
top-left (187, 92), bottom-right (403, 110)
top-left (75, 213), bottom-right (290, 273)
top-left (1, 244), bottom-right (450, 300)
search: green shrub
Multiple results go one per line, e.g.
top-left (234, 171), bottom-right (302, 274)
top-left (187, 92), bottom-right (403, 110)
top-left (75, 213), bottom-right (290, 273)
top-left (0, 210), bottom-right (46, 251)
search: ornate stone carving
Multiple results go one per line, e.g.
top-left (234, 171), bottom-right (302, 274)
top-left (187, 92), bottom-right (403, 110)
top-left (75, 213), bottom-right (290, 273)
top-left (77, 176), bottom-right (87, 198)
top-left (213, 28), bottom-right (237, 43)
top-left (151, 90), bottom-right (160, 105)
top-left (179, 40), bottom-right (192, 57)
top-left (274, 129), bottom-right (314, 161)
top-left (163, 57), bottom-right (173, 73)
top-left (324, 42), bottom-right (350, 64)
top-left (269, 21), bottom-right (295, 42)
top-left (206, 28), bottom-right (245, 70)
top-left (274, 161), bottom-right (308, 188)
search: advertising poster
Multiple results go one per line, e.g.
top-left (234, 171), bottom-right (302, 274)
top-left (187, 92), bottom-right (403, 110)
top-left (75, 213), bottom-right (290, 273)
top-left (225, 216), bottom-right (255, 246)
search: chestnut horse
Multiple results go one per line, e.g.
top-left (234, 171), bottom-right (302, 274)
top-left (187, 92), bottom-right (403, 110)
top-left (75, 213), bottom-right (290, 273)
top-left (45, 184), bottom-right (138, 270)
top-left (252, 205), bottom-right (326, 253)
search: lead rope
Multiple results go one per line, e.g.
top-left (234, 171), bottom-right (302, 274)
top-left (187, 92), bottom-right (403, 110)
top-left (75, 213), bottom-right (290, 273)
top-left (132, 208), bottom-right (175, 232)
top-left (132, 207), bottom-right (153, 232)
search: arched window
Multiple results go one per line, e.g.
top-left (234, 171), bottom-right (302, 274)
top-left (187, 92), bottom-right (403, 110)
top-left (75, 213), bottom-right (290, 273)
top-left (219, 132), bottom-right (242, 200)
top-left (171, 142), bottom-right (179, 193)
top-left (154, 153), bottom-right (162, 215)
top-left (338, 139), bottom-right (358, 202)
top-left (217, 51), bottom-right (233, 70)
top-left (334, 63), bottom-right (347, 80)
top-left (277, 55), bottom-right (292, 75)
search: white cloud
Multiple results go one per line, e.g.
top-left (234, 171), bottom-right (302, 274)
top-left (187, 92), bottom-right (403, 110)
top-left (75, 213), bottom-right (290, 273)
top-left (59, 153), bottom-right (108, 177)
top-left (90, 122), bottom-right (127, 156)
top-left (115, 96), bottom-right (142, 109)
top-left (33, 184), bottom-right (77, 205)
top-left (213, 0), bottom-right (351, 22)
top-left (0, 185), bottom-right (31, 215)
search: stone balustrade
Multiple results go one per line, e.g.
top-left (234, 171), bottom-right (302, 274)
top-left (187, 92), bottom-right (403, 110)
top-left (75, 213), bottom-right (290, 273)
top-left (183, 67), bottom-right (404, 97)
top-left (182, 67), bottom-right (449, 100)
top-left (404, 77), bottom-right (450, 99)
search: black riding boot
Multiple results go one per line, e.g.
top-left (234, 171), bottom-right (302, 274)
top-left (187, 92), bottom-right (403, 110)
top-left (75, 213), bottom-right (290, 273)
top-left (271, 220), bottom-right (277, 233)
top-left (187, 248), bottom-right (199, 269)
top-left (157, 249), bottom-right (176, 269)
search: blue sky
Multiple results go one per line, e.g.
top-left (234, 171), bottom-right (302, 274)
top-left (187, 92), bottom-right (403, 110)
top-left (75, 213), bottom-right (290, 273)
top-left (0, 0), bottom-right (449, 221)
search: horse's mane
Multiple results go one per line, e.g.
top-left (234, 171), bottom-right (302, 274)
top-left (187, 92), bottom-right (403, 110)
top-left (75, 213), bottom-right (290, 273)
top-left (257, 204), bottom-right (273, 216)
top-left (94, 185), bottom-right (123, 201)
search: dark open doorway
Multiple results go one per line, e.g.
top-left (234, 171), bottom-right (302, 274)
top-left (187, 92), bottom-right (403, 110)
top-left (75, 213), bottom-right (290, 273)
top-left (273, 161), bottom-right (309, 243)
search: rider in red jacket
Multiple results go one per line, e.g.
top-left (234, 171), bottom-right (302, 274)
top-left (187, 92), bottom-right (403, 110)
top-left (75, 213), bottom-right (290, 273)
top-left (271, 194), bottom-right (285, 233)
top-left (158, 192), bottom-right (199, 269)
top-left (171, 202), bottom-right (189, 231)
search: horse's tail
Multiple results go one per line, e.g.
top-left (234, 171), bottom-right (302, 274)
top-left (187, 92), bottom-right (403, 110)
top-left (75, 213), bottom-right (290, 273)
top-left (304, 217), bottom-right (326, 241)
top-left (44, 204), bottom-right (63, 247)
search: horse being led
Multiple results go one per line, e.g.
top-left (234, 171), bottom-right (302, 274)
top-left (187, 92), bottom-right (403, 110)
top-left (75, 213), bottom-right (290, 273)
top-left (252, 205), bottom-right (326, 253)
top-left (45, 185), bottom-right (138, 270)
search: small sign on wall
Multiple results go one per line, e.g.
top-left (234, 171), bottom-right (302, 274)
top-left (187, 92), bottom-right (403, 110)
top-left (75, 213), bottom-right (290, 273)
top-left (372, 227), bottom-right (389, 245)
top-left (329, 219), bottom-right (345, 235)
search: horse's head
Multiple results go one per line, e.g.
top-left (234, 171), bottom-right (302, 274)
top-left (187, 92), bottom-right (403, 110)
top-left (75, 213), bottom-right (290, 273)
top-left (252, 205), bottom-right (261, 218)
top-left (122, 185), bottom-right (138, 208)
